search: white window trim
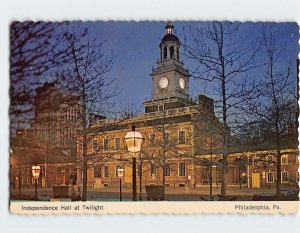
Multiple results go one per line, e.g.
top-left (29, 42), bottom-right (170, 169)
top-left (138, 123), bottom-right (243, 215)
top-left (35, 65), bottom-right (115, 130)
top-left (103, 165), bottom-right (109, 178)
top-left (164, 163), bottom-right (171, 177)
top-left (149, 133), bottom-right (155, 146)
top-left (178, 130), bottom-right (186, 144)
top-left (281, 171), bottom-right (289, 183)
top-left (281, 155), bottom-right (288, 165)
top-left (92, 140), bottom-right (98, 152)
top-left (103, 138), bottom-right (109, 150)
top-left (266, 172), bottom-right (274, 183)
top-left (150, 164), bottom-right (156, 177)
top-left (114, 137), bottom-right (121, 150)
top-left (178, 162), bottom-right (186, 177)
top-left (266, 155), bottom-right (273, 162)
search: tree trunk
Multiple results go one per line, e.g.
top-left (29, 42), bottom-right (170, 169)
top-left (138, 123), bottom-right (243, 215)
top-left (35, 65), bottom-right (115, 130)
top-left (81, 159), bottom-right (88, 201)
top-left (221, 73), bottom-right (228, 198)
top-left (275, 124), bottom-right (281, 200)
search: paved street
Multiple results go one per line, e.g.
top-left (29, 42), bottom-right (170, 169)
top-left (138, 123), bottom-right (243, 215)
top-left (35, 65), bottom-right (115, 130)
top-left (10, 184), bottom-right (298, 201)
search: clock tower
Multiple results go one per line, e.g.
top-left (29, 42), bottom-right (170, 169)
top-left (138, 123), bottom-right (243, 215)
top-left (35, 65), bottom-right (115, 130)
top-left (144, 22), bottom-right (194, 113)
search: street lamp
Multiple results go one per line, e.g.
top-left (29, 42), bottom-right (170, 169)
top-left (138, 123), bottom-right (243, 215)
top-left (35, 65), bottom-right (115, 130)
top-left (125, 125), bottom-right (143, 201)
top-left (31, 165), bottom-right (41, 199)
top-left (117, 167), bottom-right (124, 201)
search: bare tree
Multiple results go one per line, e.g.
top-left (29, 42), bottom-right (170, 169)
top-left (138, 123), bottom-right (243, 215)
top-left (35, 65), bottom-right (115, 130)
top-left (10, 21), bottom-right (62, 132)
top-left (57, 24), bottom-right (117, 201)
top-left (241, 28), bottom-right (297, 198)
top-left (183, 22), bottom-right (260, 198)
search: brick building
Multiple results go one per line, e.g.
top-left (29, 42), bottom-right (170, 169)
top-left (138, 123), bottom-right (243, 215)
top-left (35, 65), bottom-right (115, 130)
top-left (76, 22), bottom-right (298, 189)
top-left (10, 22), bottom-right (299, 192)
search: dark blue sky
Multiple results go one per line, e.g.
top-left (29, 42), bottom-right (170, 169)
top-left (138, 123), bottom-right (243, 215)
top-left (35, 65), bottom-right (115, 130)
top-left (80, 21), bottom-right (299, 112)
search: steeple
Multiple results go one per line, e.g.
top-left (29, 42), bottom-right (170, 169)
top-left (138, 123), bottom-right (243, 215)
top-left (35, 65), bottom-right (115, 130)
top-left (159, 21), bottom-right (180, 61)
top-left (144, 22), bottom-right (192, 114)
top-left (165, 21), bottom-right (174, 34)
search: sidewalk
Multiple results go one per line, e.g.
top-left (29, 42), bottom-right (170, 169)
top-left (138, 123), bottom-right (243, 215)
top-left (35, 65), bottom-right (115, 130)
top-left (11, 185), bottom-right (297, 201)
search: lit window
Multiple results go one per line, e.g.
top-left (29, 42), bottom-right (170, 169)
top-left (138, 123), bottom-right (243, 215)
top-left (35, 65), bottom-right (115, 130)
top-left (103, 138), bottom-right (109, 150)
top-left (149, 134), bottom-right (155, 147)
top-left (178, 131), bottom-right (186, 144)
top-left (115, 138), bottom-right (120, 150)
top-left (266, 172), bottom-right (274, 183)
top-left (281, 155), bottom-right (288, 164)
top-left (179, 163), bottom-right (186, 176)
top-left (103, 165), bottom-right (109, 178)
top-left (164, 163), bottom-right (171, 177)
top-left (281, 171), bottom-right (289, 183)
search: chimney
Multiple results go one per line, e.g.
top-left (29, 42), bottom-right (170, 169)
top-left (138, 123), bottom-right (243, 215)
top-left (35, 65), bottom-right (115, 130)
top-left (198, 94), bottom-right (214, 113)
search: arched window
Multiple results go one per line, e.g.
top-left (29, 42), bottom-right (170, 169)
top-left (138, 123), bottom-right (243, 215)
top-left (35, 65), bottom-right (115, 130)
top-left (177, 47), bottom-right (179, 59)
top-left (170, 46), bottom-right (174, 59)
top-left (163, 46), bottom-right (167, 59)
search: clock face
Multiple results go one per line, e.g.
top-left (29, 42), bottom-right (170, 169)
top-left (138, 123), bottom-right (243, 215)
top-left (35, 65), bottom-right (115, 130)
top-left (179, 78), bottom-right (185, 89)
top-left (159, 77), bottom-right (169, 89)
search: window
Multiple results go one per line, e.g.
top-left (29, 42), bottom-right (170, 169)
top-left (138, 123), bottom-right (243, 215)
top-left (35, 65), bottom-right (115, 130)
top-left (164, 132), bottom-right (169, 144)
top-left (163, 46), bottom-right (167, 59)
top-left (178, 131), bottom-right (186, 144)
top-left (281, 171), bottom-right (289, 183)
top-left (103, 138), bottom-right (109, 150)
top-left (170, 46), bottom-right (174, 59)
top-left (158, 105), bottom-right (163, 111)
top-left (103, 165), bottom-right (109, 178)
top-left (266, 155), bottom-right (273, 162)
top-left (92, 140), bottom-right (98, 152)
top-left (150, 164), bottom-right (156, 177)
top-left (94, 166), bottom-right (101, 178)
top-left (296, 172), bottom-right (299, 182)
top-left (266, 172), bottom-right (274, 183)
top-left (27, 177), bottom-right (30, 185)
top-left (149, 133), bottom-right (155, 147)
top-left (179, 163), bottom-right (186, 176)
top-left (281, 155), bottom-right (288, 164)
top-left (164, 163), bottom-right (171, 177)
top-left (252, 156), bottom-right (259, 166)
top-left (115, 138), bottom-right (121, 150)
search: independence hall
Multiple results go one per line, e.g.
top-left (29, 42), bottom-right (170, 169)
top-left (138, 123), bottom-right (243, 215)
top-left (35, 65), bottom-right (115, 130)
top-left (10, 22), bottom-right (299, 192)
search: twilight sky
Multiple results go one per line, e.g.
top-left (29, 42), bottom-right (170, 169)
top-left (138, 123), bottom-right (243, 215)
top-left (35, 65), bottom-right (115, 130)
top-left (66, 21), bottom-right (299, 113)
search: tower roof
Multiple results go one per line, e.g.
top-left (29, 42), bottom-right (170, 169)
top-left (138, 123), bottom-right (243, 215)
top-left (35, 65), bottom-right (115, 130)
top-left (160, 21), bottom-right (180, 45)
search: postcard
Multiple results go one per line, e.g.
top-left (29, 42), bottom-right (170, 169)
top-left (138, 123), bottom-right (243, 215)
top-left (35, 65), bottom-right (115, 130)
top-left (9, 20), bottom-right (299, 214)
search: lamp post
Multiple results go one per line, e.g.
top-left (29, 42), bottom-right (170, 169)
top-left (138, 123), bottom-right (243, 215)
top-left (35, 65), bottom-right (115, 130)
top-left (117, 167), bottom-right (124, 201)
top-left (125, 125), bottom-right (144, 201)
top-left (241, 172), bottom-right (246, 190)
top-left (31, 165), bottom-right (41, 199)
